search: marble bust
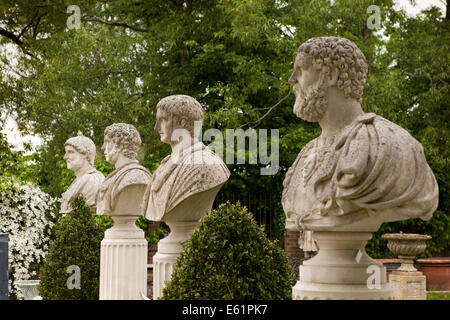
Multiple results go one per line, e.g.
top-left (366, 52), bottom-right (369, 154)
top-left (142, 94), bottom-right (230, 222)
top-left (61, 136), bottom-right (105, 213)
top-left (96, 123), bottom-right (152, 216)
top-left (282, 37), bottom-right (439, 232)
top-left (141, 94), bottom-right (230, 299)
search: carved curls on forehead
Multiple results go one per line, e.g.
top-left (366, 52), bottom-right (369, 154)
top-left (65, 136), bottom-right (96, 165)
top-left (297, 37), bottom-right (368, 102)
top-left (104, 123), bottom-right (141, 160)
top-left (156, 95), bottom-right (204, 131)
top-left (296, 52), bottom-right (312, 70)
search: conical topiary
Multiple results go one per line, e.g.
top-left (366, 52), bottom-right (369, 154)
top-left (162, 202), bottom-right (296, 300)
top-left (39, 195), bottom-right (105, 300)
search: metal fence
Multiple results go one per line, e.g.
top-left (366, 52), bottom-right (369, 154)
top-left (213, 191), bottom-right (277, 240)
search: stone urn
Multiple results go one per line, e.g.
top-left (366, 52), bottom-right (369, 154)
top-left (15, 280), bottom-right (42, 300)
top-left (382, 233), bottom-right (431, 272)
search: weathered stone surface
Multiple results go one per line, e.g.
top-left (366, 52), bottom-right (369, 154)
top-left (282, 37), bottom-right (438, 232)
top-left (61, 136), bottom-right (104, 213)
top-left (282, 36), bottom-right (439, 300)
top-left (141, 95), bottom-right (230, 299)
top-left (382, 233), bottom-right (431, 272)
top-left (97, 123), bottom-right (152, 300)
top-left (142, 95), bottom-right (230, 222)
top-left (97, 123), bottom-right (152, 216)
top-left (389, 271), bottom-right (427, 300)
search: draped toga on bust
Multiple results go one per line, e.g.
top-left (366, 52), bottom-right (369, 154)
top-left (96, 161), bottom-right (153, 215)
top-left (282, 113), bottom-right (439, 230)
top-left (142, 141), bottom-right (230, 221)
top-left (61, 168), bottom-right (105, 213)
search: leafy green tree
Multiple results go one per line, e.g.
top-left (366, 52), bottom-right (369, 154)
top-left (0, 1), bottom-right (448, 255)
top-left (0, 132), bottom-right (35, 181)
top-left (162, 202), bottom-right (296, 300)
top-left (364, 5), bottom-right (449, 258)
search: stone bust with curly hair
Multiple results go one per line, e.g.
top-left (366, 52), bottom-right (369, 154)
top-left (282, 36), bottom-right (438, 232)
top-left (282, 36), bottom-right (439, 301)
top-left (97, 123), bottom-right (152, 215)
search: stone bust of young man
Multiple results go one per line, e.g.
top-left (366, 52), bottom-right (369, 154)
top-left (96, 123), bottom-right (152, 216)
top-left (282, 36), bottom-right (439, 232)
top-left (142, 94), bottom-right (230, 222)
top-left (61, 136), bottom-right (105, 213)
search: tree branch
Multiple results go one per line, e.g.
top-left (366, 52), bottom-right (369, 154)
top-left (0, 28), bottom-right (23, 45)
top-left (239, 89), bottom-right (292, 129)
top-left (17, 12), bottom-right (39, 39)
top-left (81, 14), bottom-right (148, 32)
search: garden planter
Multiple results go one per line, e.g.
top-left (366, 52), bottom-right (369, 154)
top-left (15, 280), bottom-right (41, 300)
top-left (381, 233), bottom-right (432, 300)
top-left (417, 257), bottom-right (450, 291)
top-left (381, 233), bottom-right (431, 272)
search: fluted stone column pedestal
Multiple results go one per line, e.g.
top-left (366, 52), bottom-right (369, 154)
top-left (100, 216), bottom-right (147, 300)
top-left (153, 221), bottom-right (198, 299)
top-left (292, 231), bottom-right (394, 300)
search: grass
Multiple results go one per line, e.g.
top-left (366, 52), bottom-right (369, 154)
top-left (427, 292), bottom-right (450, 300)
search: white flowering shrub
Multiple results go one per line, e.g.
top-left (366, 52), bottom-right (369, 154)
top-left (0, 178), bottom-right (58, 299)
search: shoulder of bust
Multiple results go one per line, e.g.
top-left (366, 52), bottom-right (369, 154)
top-left (118, 165), bottom-right (152, 186)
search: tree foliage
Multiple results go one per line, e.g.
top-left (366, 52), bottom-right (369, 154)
top-left (0, 1), bottom-right (448, 255)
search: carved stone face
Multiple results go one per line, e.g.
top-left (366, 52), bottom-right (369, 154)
top-left (102, 136), bottom-right (121, 165)
top-left (155, 108), bottom-right (176, 145)
top-left (289, 53), bottom-right (328, 122)
top-left (64, 145), bottom-right (88, 173)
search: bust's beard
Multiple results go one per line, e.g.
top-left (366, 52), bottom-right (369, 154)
top-left (293, 80), bottom-right (328, 122)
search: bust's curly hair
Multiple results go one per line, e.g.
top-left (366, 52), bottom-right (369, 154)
top-left (65, 136), bottom-right (96, 165)
top-left (298, 37), bottom-right (368, 102)
top-left (104, 123), bottom-right (141, 160)
top-left (156, 95), bottom-right (204, 134)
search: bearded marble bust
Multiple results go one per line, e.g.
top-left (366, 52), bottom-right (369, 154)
top-left (96, 123), bottom-right (152, 216)
top-left (141, 95), bottom-right (230, 222)
top-left (282, 37), bottom-right (439, 233)
top-left (61, 136), bottom-right (105, 213)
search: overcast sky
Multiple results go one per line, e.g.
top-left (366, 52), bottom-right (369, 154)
top-left (1, 0), bottom-right (446, 153)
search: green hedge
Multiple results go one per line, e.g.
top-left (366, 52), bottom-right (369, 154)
top-left (162, 202), bottom-right (296, 300)
top-left (39, 196), bottom-right (106, 300)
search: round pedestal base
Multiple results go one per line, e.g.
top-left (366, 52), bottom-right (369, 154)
top-left (153, 252), bottom-right (179, 299)
top-left (293, 282), bottom-right (394, 300)
top-left (292, 231), bottom-right (394, 300)
top-left (153, 221), bottom-right (199, 299)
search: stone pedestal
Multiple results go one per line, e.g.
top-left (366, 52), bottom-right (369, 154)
top-left (389, 271), bottom-right (426, 300)
top-left (292, 231), bottom-right (394, 300)
top-left (100, 215), bottom-right (148, 300)
top-left (151, 185), bottom-right (224, 299)
top-left (153, 221), bottom-right (198, 299)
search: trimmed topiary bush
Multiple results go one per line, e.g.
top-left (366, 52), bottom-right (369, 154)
top-left (162, 202), bottom-right (296, 300)
top-left (39, 195), bottom-right (105, 300)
